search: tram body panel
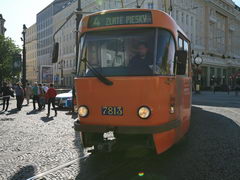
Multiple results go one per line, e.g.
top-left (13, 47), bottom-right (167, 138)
top-left (75, 76), bottom-right (176, 127)
top-left (175, 76), bottom-right (192, 136)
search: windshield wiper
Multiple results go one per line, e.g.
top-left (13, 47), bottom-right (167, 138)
top-left (81, 58), bottom-right (113, 86)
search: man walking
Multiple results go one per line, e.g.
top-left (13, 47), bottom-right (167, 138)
top-left (32, 83), bottom-right (41, 110)
top-left (15, 83), bottom-right (24, 110)
top-left (45, 84), bottom-right (57, 117)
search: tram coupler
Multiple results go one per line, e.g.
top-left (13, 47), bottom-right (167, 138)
top-left (93, 140), bottom-right (117, 153)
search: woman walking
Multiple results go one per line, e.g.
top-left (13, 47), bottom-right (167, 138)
top-left (0, 82), bottom-right (14, 111)
top-left (25, 83), bottom-right (32, 105)
top-left (39, 84), bottom-right (46, 109)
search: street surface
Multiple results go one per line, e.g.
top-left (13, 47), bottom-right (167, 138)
top-left (0, 91), bottom-right (240, 180)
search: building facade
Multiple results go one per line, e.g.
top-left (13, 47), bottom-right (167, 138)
top-left (26, 24), bottom-right (38, 84)
top-left (53, 0), bottom-right (77, 87)
top-left (37, 0), bottom-right (240, 88)
top-left (171, 0), bottom-right (240, 89)
top-left (0, 14), bottom-right (6, 36)
top-left (36, 0), bottom-right (73, 82)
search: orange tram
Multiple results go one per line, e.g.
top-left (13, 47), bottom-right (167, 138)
top-left (74, 9), bottom-right (192, 154)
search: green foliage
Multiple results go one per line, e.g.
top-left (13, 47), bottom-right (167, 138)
top-left (0, 35), bottom-right (21, 84)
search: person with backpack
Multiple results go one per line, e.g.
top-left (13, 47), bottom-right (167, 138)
top-left (45, 84), bottom-right (57, 117)
top-left (0, 82), bottom-right (14, 111)
top-left (38, 83), bottom-right (46, 109)
top-left (32, 83), bottom-right (41, 110)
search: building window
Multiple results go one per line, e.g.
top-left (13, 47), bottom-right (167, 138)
top-left (147, 2), bottom-right (154, 9)
top-left (176, 10), bottom-right (179, 21)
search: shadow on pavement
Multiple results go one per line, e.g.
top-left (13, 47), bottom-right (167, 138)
top-left (40, 116), bottom-right (54, 122)
top-left (5, 108), bottom-right (19, 115)
top-left (65, 112), bottom-right (78, 119)
top-left (9, 165), bottom-right (35, 180)
top-left (26, 110), bottom-right (41, 115)
top-left (74, 106), bottom-right (240, 180)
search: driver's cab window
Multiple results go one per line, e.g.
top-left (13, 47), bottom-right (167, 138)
top-left (155, 30), bottom-right (176, 75)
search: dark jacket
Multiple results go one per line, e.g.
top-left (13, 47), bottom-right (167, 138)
top-left (0, 86), bottom-right (14, 97)
top-left (128, 54), bottom-right (153, 75)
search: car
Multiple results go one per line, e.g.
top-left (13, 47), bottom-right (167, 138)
top-left (55, 90), bottom-right (72, 108)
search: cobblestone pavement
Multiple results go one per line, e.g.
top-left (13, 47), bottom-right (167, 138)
top-left (0, 99), bottom-right (83, 180)
top-left (0, 91), bottom-right (240, 180)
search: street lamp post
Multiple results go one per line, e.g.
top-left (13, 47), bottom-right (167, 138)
top-left (58, 60), bottom-right (64, 87)
top-left (21, 24), bottom-right (27, 88)
top-left (194, 55), bottom-right (203, 94)
top-left (75, 0), bottom-right (82, 72)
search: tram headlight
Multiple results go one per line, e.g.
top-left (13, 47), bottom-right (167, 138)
top-left (78, 106), bottom-right (89, 117)
top-left (138, 106), bottom-right (151, 119)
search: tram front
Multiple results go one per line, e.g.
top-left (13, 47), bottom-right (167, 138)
top-left (74, 9), bottom-right (190, 154)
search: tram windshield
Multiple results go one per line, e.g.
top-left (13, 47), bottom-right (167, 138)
top-left (78, 29), bottom-right (175, 77)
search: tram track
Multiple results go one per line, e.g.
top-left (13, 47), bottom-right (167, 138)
top-left (26, 154), bottom-right (89, 180)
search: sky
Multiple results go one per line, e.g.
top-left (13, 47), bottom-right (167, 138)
top-left (0, 0), bottom-right (54, 47)
top-left (0, 0), bottom-right (240, 48)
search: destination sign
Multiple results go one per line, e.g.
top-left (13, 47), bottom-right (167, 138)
top-left (88, 11), bottom-right (152, 28)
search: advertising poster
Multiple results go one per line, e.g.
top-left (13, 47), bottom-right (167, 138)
top-left (41, 65), bottom-right (53, 84)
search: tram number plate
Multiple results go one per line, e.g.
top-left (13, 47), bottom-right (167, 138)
top-left (102, 106), bottom-right (123, 116)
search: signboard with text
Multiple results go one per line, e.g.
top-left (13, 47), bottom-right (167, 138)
top-left (88, 11), bottom-right (152, 28)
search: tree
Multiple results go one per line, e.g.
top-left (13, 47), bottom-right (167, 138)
top-left (0, 35), bottom-right (21, 85)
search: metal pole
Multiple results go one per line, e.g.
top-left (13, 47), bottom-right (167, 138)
top-left (120, 0), bottom-right (124, 8)
top-left (75, 0), bottom-right (82, 72)
top-left (61, 64), bottom-right (64, 87)
top-left (22, 24), bottom-right (27, 88)
top-left (136, 0), bottom-right (140, 8)
top-left (72, 0), bottom-right (82, 112)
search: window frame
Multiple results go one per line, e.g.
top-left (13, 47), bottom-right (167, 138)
top-left (177, 33), bottom-right (191, 77)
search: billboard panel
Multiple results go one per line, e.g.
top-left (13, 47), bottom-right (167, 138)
top-left (40, 65), bottom-right (53, 84)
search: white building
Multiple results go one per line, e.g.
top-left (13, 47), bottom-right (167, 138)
top-left (37, 0), bottom-right (73, 82)
top-left (53, 0), bottom-right (78, 87)
top-left (26, 24), bottom-right (38, 84)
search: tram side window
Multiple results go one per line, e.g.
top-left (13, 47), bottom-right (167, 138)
top-left (178, 37), bottom-right (183, 50)
top-left (176, 37), bottom-right (189, 75)
top-left (183, 40), bottom-right (189, 75)
top-left (155, 30), bottom-right (175, 75)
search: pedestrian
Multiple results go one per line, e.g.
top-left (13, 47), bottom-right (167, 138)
top-left (32, 83), bottom-right (41, 110)
top-left (213, 82), bottom-right (217, 94)
top-left (235, 84), bottom-right (240, 96)
top-left (42, 84), bottom-right (48, 93)
top-left (227, 84), bottom-right (230, 95)
top-left (45, 84), bottom-right (57, 117)
top-left (0, 82), bottom-right (14, 111)
top-left (39, 84), bottom-right (46, 109)
top-left (15, 82), bottom-right (24, 110)
top-left (25, 83), bottom-right (32, 105)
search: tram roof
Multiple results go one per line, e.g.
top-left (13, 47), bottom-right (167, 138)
top-left (79, 8), bottom-right (189, 41)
